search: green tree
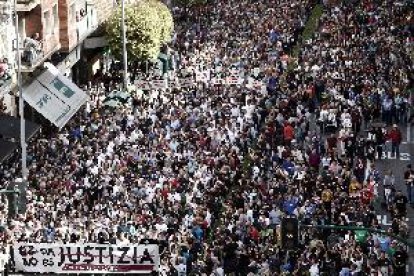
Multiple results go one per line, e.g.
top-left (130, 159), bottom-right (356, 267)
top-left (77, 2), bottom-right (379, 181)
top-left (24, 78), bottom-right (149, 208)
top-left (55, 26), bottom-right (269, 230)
top-left (148, 0), bottom-right (174, 44)
top-left (106, 0), bottom-right (174, 61)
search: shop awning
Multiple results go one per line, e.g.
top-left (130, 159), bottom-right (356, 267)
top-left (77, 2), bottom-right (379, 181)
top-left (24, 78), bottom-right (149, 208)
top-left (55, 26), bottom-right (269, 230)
top-left (0, 139), bottom-right (18, 163)
top-left (0, 114), bottom-right (40, 162)
top-left (0, 114), bottom-right (41, 141)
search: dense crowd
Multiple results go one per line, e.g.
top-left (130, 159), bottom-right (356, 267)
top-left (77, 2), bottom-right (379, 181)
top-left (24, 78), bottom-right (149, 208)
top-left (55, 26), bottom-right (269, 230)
top-left (0, 0), bottom-right (413, 275)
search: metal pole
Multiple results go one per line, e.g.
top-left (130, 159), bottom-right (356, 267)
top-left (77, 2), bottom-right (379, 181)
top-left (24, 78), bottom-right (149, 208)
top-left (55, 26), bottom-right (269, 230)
top-left (121, 0), bottom-right (128, 90)
top-left (407, 91), bottom-right (412, 143)
top-left (14, 0), bottom-right (27, 180)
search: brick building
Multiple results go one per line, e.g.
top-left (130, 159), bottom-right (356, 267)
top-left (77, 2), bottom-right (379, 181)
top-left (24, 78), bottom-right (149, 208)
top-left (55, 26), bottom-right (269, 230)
top-left (14, 0), bottom-right (115, 74)
top-left (17, 0), bottom-right (61, 72)
top-left (55, 0), bottom-right (114, 81)
top-left (0, 0), bottom-right (115, 114)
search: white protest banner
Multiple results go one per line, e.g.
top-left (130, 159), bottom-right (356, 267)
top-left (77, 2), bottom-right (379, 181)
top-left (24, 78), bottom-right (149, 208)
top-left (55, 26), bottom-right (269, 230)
top-left (13, 243), bottom-right (159, 274)
top-left (179, 76), bottom-right (195, 88)
top-left (152, 79), bottom-right (168, 90)
top-left (196, 70), bottom-right (210, 83)
top-left (246, 77), bottom-right (264, 89)
top-left (134, 80), bottom-right (151, 90)
top-left (211, 77), bottom-right (224, 85)
top-left (168, 78), bottom-right (179, 89)
top-left (226, 72), bottom-right (243, 86)
top-left (23, 71), bottom-right (87, 129)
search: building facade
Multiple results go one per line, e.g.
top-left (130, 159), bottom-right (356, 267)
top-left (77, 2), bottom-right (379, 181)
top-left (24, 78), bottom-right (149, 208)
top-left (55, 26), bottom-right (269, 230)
top-left (0, 0), bottom-right (16, 114)
top-left (0, 0), bottom-right (15, 95)
top-left (0, 0), bottom-right (115, 114)
top-left (17, 0), bottom-right (61, 72)
top-left (55, 0), bottom-right (114, 81)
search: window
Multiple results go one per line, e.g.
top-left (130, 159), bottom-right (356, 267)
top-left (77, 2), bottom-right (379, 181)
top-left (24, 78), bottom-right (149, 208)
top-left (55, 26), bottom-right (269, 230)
top-left (43, 10), bottom-right (51, 35)
top-left (70, 4), bottom-right (76, 23)
top-left (18, 17), bottom-right (26, 46)
top-left (52, 5), bottom-right (58, 34)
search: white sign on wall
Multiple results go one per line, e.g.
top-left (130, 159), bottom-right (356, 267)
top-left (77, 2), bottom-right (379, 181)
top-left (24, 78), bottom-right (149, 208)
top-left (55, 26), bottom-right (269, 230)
top-left (23, 64), bottom-right (88, 129)
top-left (13, 243), bottom-right (159, 274)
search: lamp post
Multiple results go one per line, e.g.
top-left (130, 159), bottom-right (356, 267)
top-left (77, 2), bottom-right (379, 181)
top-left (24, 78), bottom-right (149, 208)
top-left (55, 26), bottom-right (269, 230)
top-left (121, 0), bottom-right (128, 90)
top-left (407, 91), bottom-right (412, 143)
top-left (1, 1), bottom-right (26, 179)
top-left (13, 0), bottom-right (27, 180)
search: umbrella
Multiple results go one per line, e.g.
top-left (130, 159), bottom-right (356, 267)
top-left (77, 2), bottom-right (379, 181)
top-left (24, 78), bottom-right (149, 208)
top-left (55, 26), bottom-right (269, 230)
top-left (107, 90), bottom-right (130, 100)
top-left (114, 91), bottom-right (130, 100)
top-left (103, 99), bottom-right (121, 108)
top-left (371, 122), bottom-right (386, 128)
top-left (104, 90), bottom-right (131, 105)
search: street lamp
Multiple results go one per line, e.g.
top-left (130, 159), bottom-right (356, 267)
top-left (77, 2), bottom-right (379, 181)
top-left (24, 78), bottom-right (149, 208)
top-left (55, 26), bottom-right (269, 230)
top-left (121, 0), bottom-right (128, 90)
top-left (12, 0), bottom-right (27, 180)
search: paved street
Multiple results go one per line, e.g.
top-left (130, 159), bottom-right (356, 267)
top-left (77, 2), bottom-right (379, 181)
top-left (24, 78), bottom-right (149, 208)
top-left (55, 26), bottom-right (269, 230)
top-left (373, 124), bottom-right (414, 273)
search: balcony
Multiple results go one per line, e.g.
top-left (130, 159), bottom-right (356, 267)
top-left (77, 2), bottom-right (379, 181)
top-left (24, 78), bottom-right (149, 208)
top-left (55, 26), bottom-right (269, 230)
top-left (0, 75), bottom-right (12, 96)
top-left (21, 38), bottom-right (61, 72)
top-left (16, 0), bottom-right (40, 12)
top-left (0, 55), bottom-right (12, 95)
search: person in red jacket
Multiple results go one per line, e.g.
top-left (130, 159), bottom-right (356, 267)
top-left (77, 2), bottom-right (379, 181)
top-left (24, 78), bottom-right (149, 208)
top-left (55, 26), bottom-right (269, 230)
top-left (388, 124), bottom-right (402, 158)
top-left (283, 123), bottom-right (295, 145)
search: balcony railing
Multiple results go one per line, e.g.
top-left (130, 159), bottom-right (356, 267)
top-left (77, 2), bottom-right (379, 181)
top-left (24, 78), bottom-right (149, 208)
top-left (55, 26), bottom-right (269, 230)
top-left (16, 0), bottom-right (40, 12)
top-left (20, 39), bottom-right (60, 72)
top-left (0, 65), bottom-right (12, 95)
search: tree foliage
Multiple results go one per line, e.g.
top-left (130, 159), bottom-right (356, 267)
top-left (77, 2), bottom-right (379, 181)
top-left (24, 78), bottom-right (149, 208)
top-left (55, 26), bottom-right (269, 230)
top-left (148, 0), bottom-right (174, 44)
top-left (106, 0), bottom-right (174, 61)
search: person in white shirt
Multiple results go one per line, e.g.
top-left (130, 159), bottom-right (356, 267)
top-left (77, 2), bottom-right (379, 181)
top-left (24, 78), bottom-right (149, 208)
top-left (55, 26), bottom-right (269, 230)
top-left (309, 259), bottom-right (319, 276)
top-left (175, 257), bottom-right (187, 275)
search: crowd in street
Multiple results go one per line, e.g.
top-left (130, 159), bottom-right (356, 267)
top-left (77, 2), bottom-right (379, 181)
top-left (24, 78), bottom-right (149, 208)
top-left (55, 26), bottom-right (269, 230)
top-left (0, 0), bottom-right (413, 275)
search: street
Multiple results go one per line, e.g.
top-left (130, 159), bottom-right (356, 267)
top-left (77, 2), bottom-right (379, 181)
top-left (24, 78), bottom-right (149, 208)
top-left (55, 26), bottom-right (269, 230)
top-left (374, 124), bottom-right (414, 273)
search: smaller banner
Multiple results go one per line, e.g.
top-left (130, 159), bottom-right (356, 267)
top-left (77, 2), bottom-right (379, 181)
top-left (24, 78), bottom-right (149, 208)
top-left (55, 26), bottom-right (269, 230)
top-left (152, 79), bottom-right (168, 90)
top-left (226, 74), bottom-right (243, 86)
top-left (211, 77), bottom-right (224, 85)
top-left (13, 243), bottom-right (159, 274)
top-left (134, 80), bottom-right (151, 90)
top-left (196, 69), bottom-right (210, 83)
top-left (179, 77), bottom-right (195, 88)
top-left (246, 77), bottom-right (265, 89)
top-left (168, 78), bottom-right (179, 89)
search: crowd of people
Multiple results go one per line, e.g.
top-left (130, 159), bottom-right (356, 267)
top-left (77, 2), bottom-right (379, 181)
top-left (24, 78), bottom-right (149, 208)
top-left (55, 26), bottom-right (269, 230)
top-left (0, 0), bottom-right (413, 275)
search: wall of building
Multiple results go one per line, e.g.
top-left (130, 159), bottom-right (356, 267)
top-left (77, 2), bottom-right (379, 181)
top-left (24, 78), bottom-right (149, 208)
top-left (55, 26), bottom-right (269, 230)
top-left (59, 0), bottom-right (77, 52)
top-left (24, 6), bottom-right (42, 39)
top-left (0, 4), bottom-right (15, 66)
top-left (24, 0), bottom-right (60, 55)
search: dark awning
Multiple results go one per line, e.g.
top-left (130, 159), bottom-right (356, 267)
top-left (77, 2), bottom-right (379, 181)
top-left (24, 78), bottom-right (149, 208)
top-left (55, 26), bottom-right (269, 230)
top-left (0, 114), bottom-right (40, 163)
top-left (0, 114), bottom-right (40, 141)
top-left (0, 139), bottom-right (18, 163)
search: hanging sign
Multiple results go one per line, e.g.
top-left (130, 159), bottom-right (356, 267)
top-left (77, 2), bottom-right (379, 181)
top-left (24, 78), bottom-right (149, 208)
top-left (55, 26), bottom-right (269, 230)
top-left (23, 63), bottom-right (88, 129)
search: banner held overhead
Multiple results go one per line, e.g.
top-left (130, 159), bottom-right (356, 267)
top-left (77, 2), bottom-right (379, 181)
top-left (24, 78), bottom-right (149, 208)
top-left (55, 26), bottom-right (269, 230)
top-left (13, 243), bottom-right (160, 274)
